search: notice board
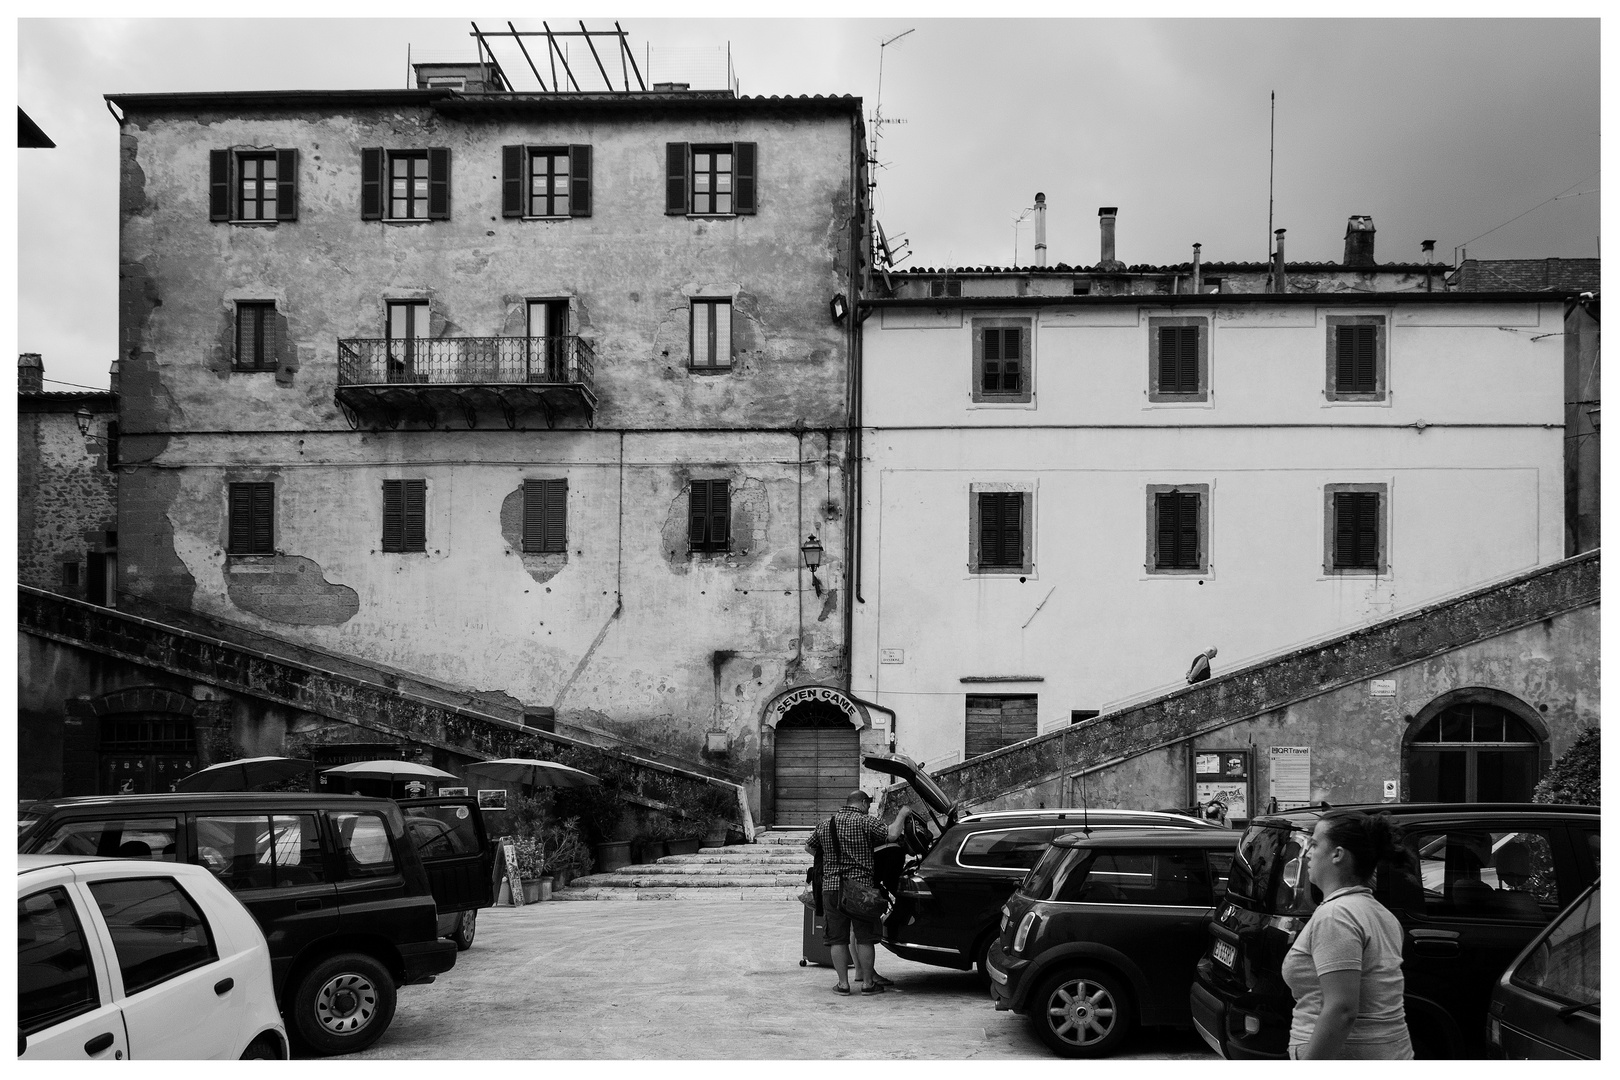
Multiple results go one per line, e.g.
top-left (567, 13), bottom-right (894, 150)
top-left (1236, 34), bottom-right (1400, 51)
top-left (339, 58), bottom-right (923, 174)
top-left (1192, 749), bottom-right (1250, 826)
top-left (1268, 746), bottom-right (1312, 811)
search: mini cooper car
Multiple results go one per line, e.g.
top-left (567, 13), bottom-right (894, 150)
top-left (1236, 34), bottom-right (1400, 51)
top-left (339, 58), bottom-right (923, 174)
top-left (1190, 801), bottom-right (1599, 1059)
top-left (865, 753), bottom-right (1222, 978)
top-left (986, 828), bottom-right (1241, 1056)
top-left (19, 792), bottom-right (493, 1056)
top-left (20, 855), bottom-right (288, 1059)
top-left (1487, 879), bottom-right (1600, 1059)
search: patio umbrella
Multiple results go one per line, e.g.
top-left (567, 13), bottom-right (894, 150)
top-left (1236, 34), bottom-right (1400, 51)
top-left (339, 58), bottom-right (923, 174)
top-left (320, 760), bottom-right (460, 783)
top-left (175, 756), bottom-right (316, 792)
top-left (466, 758), bottom-right (601, 790)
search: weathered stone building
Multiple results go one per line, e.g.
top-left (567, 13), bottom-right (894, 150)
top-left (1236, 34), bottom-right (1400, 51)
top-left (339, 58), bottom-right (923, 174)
top-left (81, 76), bottom-right (871, 821)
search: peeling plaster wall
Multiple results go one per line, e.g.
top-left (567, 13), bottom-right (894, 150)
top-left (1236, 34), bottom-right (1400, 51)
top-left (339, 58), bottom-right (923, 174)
top-left (112, 99), bottom-right (860, 808)
top-left (16, 403), bottom-right (118, 598)
top-left (957, 603), bottom-right (1598, 816)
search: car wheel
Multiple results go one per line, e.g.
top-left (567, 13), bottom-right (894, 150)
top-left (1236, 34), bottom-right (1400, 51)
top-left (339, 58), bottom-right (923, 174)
top-left (1027, 966), bottom-right (1133, 1058)
top-left (452, 908), bottom-right (477, 951)
top-left (971, 934), bottom-right (995, 983)
top-left (1407, 1010), bottom-right (1459, 1060)
top-left (291, 952), bottom-right (397, 1057)
top-left (239, 1033), bottom-right (284, 1059)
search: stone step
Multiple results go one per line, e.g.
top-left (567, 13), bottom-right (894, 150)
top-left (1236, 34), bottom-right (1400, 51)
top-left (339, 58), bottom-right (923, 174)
top-left (551, 886), bottom-right (803, 902)
top-left (659, 852), bottom-right (811, 865)
top-left (547, 829), bottom-right (814, 901)
top-left (571, 872), bottom-right (803, 889)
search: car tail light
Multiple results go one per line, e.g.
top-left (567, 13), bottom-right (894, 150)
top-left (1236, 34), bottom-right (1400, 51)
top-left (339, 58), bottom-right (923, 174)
top-left (897, 875), bottom-right (933, 900)
top-left (1243, 1014), bottom-right (1261, 1035)
top-left (1012, 911), bottom-right (1041, 954)
top-left (1266, 914), bottom-right (1304, 945)
top-left (1486, 1016), bottom-right (1502, 1051)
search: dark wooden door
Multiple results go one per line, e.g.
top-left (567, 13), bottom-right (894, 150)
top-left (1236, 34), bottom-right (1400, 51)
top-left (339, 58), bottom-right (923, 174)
top-left (775, 717), bottom-right (859, 826)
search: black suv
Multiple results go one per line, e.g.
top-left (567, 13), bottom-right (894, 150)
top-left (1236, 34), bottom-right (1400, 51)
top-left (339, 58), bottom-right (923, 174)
top-left (866, 754), bottom-right (1222, 977)
top-left (1190, 802), bottom-right (1600, 1060)
top-left (987, 829), bottom-right (1241, 1056)
top-left (18, 792), bottom-right (494, 1056)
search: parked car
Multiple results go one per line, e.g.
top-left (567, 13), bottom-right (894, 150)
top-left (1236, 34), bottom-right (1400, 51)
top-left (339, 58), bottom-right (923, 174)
top-left (863, 753), bottom-right (1223, 977)
top-left (986, 828), bottom-right (1241, 1056)
top-left (1190, 802), bottom-right (1600, 1059)
top-left (18, 791), bottom-right (493, 1056)
top-left (19, 854), bottom-right (288, 1059)
top-left (1487, 880), bottom-right (1599, 1059)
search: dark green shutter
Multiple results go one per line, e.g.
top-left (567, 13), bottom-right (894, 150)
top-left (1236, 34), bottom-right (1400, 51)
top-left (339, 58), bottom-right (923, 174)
top-left (275, 148), bottom-right (298, 221)
top-left (361, 148), bottom-right (383, 220)
top-left (1002, 327), bottom-right (1022, 392)
top-left (251, 483), bottom-right (274, 554)
top-left (709, 480), bottom-right (730, 549)
top-left (501, 145), bottom-right (524, 217)
top-left (382, 480), bottom-right (404, 551)
top-left (230, 482), bottom-right (273, 554)
top-left (665, 142), bottom-right (689, 215)
top-left (689, 479), bottom-right (710, 547)
top-left (734, 141), bottom-right (756, 214)
top-left (403, 479), bottom-right (426, 552)
top-left (570, 145), bottom-right (592, 217)
top-left (542, 478), bottom-right (567, 552)
top-left (427, 148), bottom-right (451, 219)
top-left (980, 492), bottom-right (1022, 568)
top-left (1156, 491), bottom-right (1199, 569)
top-left (522, 479), bottom-right (547, 553)
top-left (1159, 326), bottom-right (1198, 393)
top-left (229, 484), bottom-right (252, 552)
top-left (210, 149), bottom-right (230, 221)
top-left (1336, 324), bottom-right (1377, 393)
top-left (269, 309), bottom-right (286, 371)
top-left (1334, 491), bottom-right (1379, 569)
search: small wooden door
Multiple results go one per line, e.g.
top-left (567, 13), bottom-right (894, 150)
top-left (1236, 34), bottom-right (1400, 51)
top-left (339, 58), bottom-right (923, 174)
top-left (775, 709), bottom-right (859, 826)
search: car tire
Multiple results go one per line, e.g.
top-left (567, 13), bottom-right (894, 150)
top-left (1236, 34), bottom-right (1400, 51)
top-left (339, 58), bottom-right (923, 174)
top-left (239, 1033), bottom-right (284, 1059)
top-left (971, 934), bottom-right (995, 984)
top-left (1027, 966), bottom-right (1133, 1058)
top-left (290, 952), bottom-right (397, 1057)
top-left (452, 908), bottom-right (477, 951)
top-left (1407, 1009), bottom-right (1459, 1060)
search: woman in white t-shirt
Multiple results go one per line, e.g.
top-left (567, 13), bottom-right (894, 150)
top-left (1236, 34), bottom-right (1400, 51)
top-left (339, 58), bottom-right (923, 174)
top-left (1282, 809), bottom-right (1415, 1060)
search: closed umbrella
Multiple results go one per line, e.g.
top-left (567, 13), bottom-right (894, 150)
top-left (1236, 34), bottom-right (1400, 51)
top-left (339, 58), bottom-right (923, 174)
top-left (467, 758), bottom-right (601, 790)
top-left (175, 756), bottom-right (316, 792)
top-left (321, 760), bottom-right (460, 783)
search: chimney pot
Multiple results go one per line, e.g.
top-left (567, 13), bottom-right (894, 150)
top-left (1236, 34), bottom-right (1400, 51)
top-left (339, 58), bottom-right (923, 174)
top-left (1033, 192), bottom-right (1047, 268)
top-left (1421, 239), bottom-right (1436, 264)
top-left (19, 352), bottom-right (43, 394)
top-left (1097, 207), bottom-right (1121, 270)
top-left (1343, 214), bottom-right (1377, 266)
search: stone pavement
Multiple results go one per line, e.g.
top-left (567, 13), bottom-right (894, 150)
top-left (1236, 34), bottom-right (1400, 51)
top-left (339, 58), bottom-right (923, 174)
top-left (352, 899), bottom-right (1214, 1060)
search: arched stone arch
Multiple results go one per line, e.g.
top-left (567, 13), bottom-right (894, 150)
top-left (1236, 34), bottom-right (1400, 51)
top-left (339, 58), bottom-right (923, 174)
top-left (87, 685), bottom-right (199, 795)
top-left (757, 685), bottom-right (871, 827)
top-left (1402, 687), bottom-right (1552, 802)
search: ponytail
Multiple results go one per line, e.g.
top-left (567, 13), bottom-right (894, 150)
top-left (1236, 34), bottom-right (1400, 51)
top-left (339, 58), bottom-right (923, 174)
top-left (1320, 809), bottom-right (1412, 883)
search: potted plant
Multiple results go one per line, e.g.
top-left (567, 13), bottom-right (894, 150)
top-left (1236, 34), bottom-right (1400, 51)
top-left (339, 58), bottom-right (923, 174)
top-left (633, 815), bottom-right (680, 864)
top-left (695, 785), bottom-right (739, 848)
top-left (543, 817), bottom-right (592, 888)
top-left (512, 835), bottom-right (551, 902)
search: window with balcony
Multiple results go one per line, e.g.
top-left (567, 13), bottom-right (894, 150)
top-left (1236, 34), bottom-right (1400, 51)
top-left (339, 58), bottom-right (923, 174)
top-left (209, 148), bottom-right (298, 223)
top-left (227, 482), bottom-right (274, 555)
top-left (502, 145), bottom-right (591, 218)
top-left (665, 142), bottom-right (757, 216)
top-left (361, 148), bottom-right (450, 221)
top-left (385, 301), bottom-right (430, 383)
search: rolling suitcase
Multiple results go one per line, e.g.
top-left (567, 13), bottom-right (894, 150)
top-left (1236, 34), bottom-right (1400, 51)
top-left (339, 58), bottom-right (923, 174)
top-left (800, 904), bottom-right (833, 967)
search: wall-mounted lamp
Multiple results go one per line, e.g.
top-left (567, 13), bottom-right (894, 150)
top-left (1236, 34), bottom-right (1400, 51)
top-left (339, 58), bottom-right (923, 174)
top-left (829, 294), bottom-right (848, 324)
top-left (800, 533), bottom-right (825, 597)
top-left (75, 404), bottom-right (98, 438)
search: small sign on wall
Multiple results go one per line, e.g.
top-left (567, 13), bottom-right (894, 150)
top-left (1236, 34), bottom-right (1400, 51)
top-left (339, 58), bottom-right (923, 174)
top-left (1269, 746), bottom-right (1312, 811)
top-left (477, 789), bottom-right (508, 810)
top-left (880, 649), bottom-right (905, 665)
top-left (1370, 679), bottom-right (1397, 697)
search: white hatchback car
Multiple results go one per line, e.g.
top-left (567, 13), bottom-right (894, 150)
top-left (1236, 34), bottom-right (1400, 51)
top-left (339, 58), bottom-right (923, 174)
top-left (19, 855), bottom-right (288, 1059)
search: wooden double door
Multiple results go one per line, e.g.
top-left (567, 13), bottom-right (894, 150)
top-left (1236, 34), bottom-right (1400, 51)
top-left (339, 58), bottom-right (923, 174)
top-left (775, 707), bottom-right (859, 826)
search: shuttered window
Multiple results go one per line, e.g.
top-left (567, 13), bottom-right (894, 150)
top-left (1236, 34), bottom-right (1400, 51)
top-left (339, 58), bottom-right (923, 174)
top-left (965, 696), bottom-right (1038, 761)
top-left (1333, 491), bottom-right (1380, 569)
top-left (364, 148), bottom-right (450, 221)
top-left (1158, 325), bottom-right (1200, 394)
top-left (501, 145), bottom-right (592, 218)
top-left (227, 483), bottom-right (274, 555)
top-left (521, 479), bottom-right (567, 554)
top-left (665, 142), bottom-right (757, 215)
top-left (973, 318), bottom-right (1033, 403)
top-left (977, 492), bottom-right (1025, 570)
top-left (930, 279), bottom-right (962, 298)
top-left (210, 148), bottom-right (298, 223)
top-left (691, 300), bottom-right (733, 369)
top-left (1335, 324), bottom-right (1379, 393)
top-left (688, 479), bottom-right (730, 552)
top-left (381, 480), bottom-right (426, 553)
top-left (1154, 491), bottom-right (1201, 570)
top-left (235, 302), bottom-right (279, 371)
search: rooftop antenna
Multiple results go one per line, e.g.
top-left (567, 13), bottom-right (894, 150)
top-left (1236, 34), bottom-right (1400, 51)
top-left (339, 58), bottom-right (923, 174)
top-left (870, 29), bottom-right (914, 287)
top-left (1012, 202), bottom-right (1036, 265)
top-left (1266, 91), bottom-right (1276, 290)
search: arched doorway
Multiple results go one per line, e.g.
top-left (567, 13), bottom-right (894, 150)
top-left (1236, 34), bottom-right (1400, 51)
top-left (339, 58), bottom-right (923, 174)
top-left (1405, 690), bottom-right (1549, 803)
top-left (774, 700), bottom-right (861, 826)
top-left (95, 689), bottom-right (199, 795)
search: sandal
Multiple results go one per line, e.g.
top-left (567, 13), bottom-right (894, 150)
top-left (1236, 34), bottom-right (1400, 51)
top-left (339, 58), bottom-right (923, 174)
top-left (860, 984), bottom-right (886, 995)
top-left (868, 974), bottom-right (895, 988)
top-left (833, 984), bottom-right (851, 995)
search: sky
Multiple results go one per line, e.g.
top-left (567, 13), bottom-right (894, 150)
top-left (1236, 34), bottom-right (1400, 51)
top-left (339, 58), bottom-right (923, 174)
top-left (11, 13), bottom-right (1603, 394)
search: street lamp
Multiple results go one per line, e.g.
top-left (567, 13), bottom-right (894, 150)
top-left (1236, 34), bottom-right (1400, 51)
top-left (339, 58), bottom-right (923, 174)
top-left (75, 404), bottom-right (97, 438)
top-left (800, 533), bottom-right (825, 597)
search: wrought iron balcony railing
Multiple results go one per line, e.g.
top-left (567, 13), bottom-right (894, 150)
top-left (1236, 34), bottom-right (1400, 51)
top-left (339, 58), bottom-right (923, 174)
top-left (336, 335), bottom-right (595, 392)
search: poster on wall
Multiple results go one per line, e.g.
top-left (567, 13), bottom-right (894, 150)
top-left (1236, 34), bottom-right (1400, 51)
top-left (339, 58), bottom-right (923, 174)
top-left (498, 837), bottom-right (524, 907)
top-left (1192, 749), bottom-right (1250, 826)
top-left (1269, 746), bottom-right (1312, 811)
top-left (477, 788), bottom-right (508, 810)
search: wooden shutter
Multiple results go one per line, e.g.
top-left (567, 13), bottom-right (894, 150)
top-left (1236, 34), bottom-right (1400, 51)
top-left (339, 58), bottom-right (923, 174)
top-left (230, 482), bottom-right (273, 554)
top-left (427, 148), bottom-right (451, 219)
top-left (541, 478), bottom-right (566, 552)
top-left (709, 480), bottom-right (730, 549)
top-left (665, 142), bottom-right (689, 215)
top-left (228, 484), bottom-right (252, 553)
top-left (1159, 326), bottom-right (1198, 393)
top-left (360, 147), bottom-right (383, 220)
top-left (1002, 326), bottom-right (1023, 392)
top-left (1156, 491), bottom-right (1199, 569)
top-left (688, 479), bottom-right (710, 547)
top-left (250, 483), bottom-right (273, 553)
top-left (521, 479), bottom-right (555, 553)
top-left (210, 149), bottom-right (230, 221)
top-left (1334, 491), bottom-right (1379, 569)
top-left (733, 141), bottom-right (756, 214)
top-left (965, 696), bottom-right (1038, 760)
top-left (979, 492), bottom-right (1022, 569)
top-left (569, 145), bottom-right (592, 217)
top-left (1336, 324), bottom-right (1377, 393)
top-left (501, 145), bottom-right (524, 217)
top-left (275, 148), bottom-right (298, 221)
top-left (272, 311), bottom-right (289, 370)
top-left (403, 479), bottom-right (426, 551)
top-left (382, 480), bottom-right (404, 551)
top-left (972, 322), bottom-right (986, 395)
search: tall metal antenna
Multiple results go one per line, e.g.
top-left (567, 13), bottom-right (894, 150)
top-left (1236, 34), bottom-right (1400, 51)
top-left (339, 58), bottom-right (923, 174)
top-left (870, 29), bottom-right (914, 280)
top-left (1266, 91), bottom-right (1276, 288)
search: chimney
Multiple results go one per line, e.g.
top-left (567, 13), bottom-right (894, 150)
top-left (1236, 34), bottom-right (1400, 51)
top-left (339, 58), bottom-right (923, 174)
top-left (1191, 243), bottom-right (1203, 294)
top-left (1273, 229), bottom-right (1287, 293)
top-left (1343, 214), bottom-right (1376, 266)
top-left (1098, 206), bottom-right (1122, 270)
top-left (19, 353), bottom-right (43, 394)
top-left (1421, 240), bottom-right (1437, 293)
top-left (108, 358), bottom-right (121, 395)
top-left (1033, 192), bottom-right (1047, 268)
top-left (1421, 240), bottom-right (1436, 263)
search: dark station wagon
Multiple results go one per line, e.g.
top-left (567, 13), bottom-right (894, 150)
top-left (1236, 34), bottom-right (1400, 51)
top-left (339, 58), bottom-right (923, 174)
top-left (18, 792), bottom-right (494, 1056)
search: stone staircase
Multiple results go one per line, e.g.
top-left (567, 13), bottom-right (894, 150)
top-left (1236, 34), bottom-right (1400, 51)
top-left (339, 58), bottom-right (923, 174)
top-left (554, 828), bottom-right (813, 901)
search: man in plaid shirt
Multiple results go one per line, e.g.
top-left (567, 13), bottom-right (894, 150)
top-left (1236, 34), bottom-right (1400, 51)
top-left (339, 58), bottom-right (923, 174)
top-left (806, 789), bottom-right (916, 995)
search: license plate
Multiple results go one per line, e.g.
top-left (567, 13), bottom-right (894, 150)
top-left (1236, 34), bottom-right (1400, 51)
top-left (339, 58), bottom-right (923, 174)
top-left (1213, 939), bottom-right (1237, 968)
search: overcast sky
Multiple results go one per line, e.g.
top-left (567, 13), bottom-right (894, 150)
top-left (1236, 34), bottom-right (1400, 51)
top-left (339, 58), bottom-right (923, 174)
top-left (13, 15), bottom-right (1601, 393)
